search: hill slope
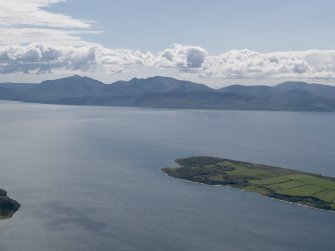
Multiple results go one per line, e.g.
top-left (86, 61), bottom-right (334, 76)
top-left (0, 76), bottom-right (334, 111)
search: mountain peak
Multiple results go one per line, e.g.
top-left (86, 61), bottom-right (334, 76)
top-left (1, 76), bottom-right (335, 111)
top-left (275, 81), bottom-right (309, 89)
top-left (41, 75), bottom-right (104, 85)
top-left (120, 76), bottom-right (213, 93)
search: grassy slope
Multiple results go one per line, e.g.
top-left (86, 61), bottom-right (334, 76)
top-left (161, 157), bottom-right (335, 211)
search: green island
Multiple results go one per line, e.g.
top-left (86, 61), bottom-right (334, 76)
top-left (0, 188), bottom-right (20, 219)
top-left (161, 157), bottom-right (335, 211)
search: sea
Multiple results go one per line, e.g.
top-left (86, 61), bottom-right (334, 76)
top-left (0, 101), bottom-right (334, 250)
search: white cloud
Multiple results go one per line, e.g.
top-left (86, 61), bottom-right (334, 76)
top-left (0, 0), bottom-right (91, 28)
top-left (0, 28), bottom-right (99, 46)
top-left (156, 44), bottom-right (208, 69)
top-left (0, 0), bottom-right (95, 47)
top-left (1, 43), bottom-right (335, 80)
top-left (0, 43), bottom-right (155, 74)
top-left (200, 49), bottom-right (335, 79)
top-left (0, 1), bottom-right (335, 80)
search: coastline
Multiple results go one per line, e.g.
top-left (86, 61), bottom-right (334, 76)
top-left (0, 188), bottom-right (20, 219)
top-left (162, 157), bottom-right (335, 212)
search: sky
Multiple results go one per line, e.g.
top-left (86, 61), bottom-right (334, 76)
top-left (1, 0), bottom-right (335, 87)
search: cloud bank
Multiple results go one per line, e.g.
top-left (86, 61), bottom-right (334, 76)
top-left (201, 49), bottom-right (335, 79)
top-left (1, 43), bottom-right (335, 79)
top-left (1, 0), bottom-right (335, 80)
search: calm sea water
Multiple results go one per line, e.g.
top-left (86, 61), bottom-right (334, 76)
top-left (0, 101), bottom-right (334, 251)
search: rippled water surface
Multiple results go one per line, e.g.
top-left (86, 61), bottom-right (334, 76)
top-left (0, 101), bottom-right (334, 251)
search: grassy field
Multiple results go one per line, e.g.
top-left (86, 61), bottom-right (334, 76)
top-left (161, 157), bottom-right (335, 211)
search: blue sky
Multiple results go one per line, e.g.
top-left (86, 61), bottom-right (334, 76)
top-left (1, 0), bottom-right (335, 86)
top-left (49, 0), bottom-right (335, 53)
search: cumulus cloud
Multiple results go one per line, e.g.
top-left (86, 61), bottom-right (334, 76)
top-left (200, 49), bottom-right (335, 79)
top-left (156, 44), bottom-right (208, 69)
top-left (0, 43), bottom-right (155, 74)
top-left (1, 43), bottom-right (335, 79)
top-left (1, 0), bottom-right (335, 80)
top-left (0, 43), bottom-right (210, 74)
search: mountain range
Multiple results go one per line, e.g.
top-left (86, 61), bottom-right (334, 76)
top-left (1, 75), bottom-right (335, 111)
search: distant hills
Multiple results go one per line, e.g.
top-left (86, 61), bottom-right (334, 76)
top-left (1, 75), bottom-right (335, 111)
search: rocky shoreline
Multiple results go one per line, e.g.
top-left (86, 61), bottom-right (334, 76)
top-left (0, 188), bottom-right (20, 219)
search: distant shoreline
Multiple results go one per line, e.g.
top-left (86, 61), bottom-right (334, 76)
top-left (1, 76), bottom-right (335, 112)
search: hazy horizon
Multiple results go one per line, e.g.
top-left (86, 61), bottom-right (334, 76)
top-left (2, 74), bottom-right (335, 89)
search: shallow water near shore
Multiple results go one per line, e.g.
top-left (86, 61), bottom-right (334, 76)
top-left (0, 101), bottom-right (335, 251)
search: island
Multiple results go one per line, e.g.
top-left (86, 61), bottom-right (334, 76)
top-left (0, 188), bottom-right (20, 219)
top-left (161, 157), bottom-right (335, 211)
